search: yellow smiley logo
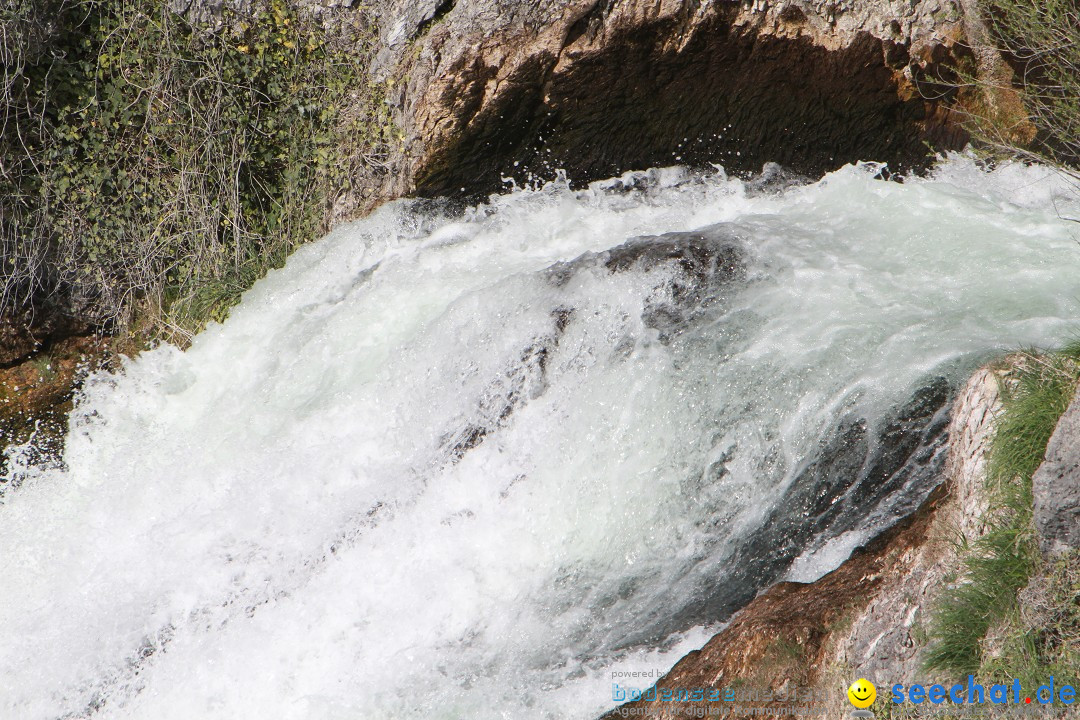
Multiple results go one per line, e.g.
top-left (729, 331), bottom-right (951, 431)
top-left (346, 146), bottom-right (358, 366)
top-left (847, 678), bottom-right (876, 709)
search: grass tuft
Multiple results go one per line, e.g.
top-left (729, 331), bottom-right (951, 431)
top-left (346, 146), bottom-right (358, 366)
top-left (925, 347), bottom-right (1080, 677)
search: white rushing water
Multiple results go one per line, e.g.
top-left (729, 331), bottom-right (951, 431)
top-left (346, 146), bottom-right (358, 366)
top-left (3, 155), bottom-right (1080, 720)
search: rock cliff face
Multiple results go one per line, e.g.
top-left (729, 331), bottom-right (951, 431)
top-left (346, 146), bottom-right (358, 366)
top-left (374, 0), bottom-right (982, 200)
top-left (1034, 385), bottom-right (1080, 555)
top-left (601, 368), bottom-right (1002, 719)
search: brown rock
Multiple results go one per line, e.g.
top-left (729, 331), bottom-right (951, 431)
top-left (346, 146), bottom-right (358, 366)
top-left (601, 368), bottom-right (1001, 719)
top-left (0, 334), bottom-right (114, 482)
top-left (374, 0), bottom-right (985, 200)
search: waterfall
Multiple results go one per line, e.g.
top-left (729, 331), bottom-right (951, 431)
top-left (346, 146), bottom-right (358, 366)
top-left (3, 157), bottom-right (1080, 720)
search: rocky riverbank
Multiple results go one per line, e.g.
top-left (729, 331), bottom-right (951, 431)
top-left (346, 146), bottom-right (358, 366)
top-left (603, 361), bottom-right (1080, 719)
top-left (600, 368), bottom-right (1000, 718)
top-left (375, 0), bottom-right (995, 199)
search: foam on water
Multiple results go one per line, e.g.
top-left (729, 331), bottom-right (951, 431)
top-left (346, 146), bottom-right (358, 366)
top-left (3, 155), bottom-right (1080, 720)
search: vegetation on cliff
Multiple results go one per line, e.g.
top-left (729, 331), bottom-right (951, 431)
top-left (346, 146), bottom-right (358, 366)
top-left (963, 0), bottom-right (1080, 168)
top-left (1, 0), bottom-right (393, 341)
top-left (927, 346), bottom-right (1080, 683)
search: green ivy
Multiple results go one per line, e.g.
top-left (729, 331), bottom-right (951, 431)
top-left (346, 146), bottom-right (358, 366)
top-left (2, 0), bottom-right (395, 337)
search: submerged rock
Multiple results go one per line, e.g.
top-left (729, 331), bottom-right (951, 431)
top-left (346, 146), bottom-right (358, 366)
top-left (639, 374), bottom-right (955, 643)
top-left (442, 227), bottom-right (747, 465)
top-left (548, 225), bottom-right (749, 342)
top-left (0, 335), bottom-right (115, 486)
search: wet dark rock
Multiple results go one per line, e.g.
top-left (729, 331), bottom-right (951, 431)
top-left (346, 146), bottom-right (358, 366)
top-left (625, 376), bottom-right (953, 646)
top-left (441, 227), bottom-right (747, 466)
top-left (599, 231), bottom-right (745, 280)
top-left (744, 162), bottom-right (811, 197)
top-left (551, 224), bottom-right (749, 340)
top-left (0, 334), bottom-right (113, 485)
top-left (606, 230), bottom-right (748, 341)
top-left (439, 307), bottom-right (573, 463)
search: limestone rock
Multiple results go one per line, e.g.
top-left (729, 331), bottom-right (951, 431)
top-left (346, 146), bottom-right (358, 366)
top-left (381, 0), bottom-right (981, 198)
top-left (1033, 386), bottom-right (1080, 555)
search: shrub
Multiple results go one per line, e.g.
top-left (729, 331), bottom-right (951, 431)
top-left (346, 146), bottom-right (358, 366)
top-left (962, 0), bottom-right (1080, 168)
top-left (1, 0), bottom-right (394, 339)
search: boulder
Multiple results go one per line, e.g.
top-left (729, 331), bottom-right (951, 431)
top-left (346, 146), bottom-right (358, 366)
top-left (1033, 386), bottom-right (1080, 555)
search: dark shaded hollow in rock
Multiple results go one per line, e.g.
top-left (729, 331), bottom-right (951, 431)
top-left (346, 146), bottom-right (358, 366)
top-left (412, 8), bottom-right (966, 197)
